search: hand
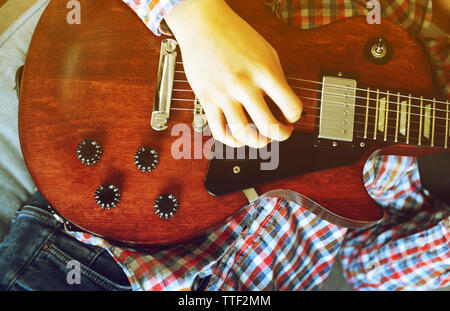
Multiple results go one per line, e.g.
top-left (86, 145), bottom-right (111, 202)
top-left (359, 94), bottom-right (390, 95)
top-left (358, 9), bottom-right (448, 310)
top-left (165, 0), bottom-right (302, 148)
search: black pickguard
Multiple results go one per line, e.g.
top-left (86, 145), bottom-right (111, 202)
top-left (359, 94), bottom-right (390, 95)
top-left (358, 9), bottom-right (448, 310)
top-left (204, 131), bottom-right (367, 196)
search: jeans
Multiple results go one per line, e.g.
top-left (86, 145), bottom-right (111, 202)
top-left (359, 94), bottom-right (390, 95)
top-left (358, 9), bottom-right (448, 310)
top-left (0, 191), bottom-right (132, 290)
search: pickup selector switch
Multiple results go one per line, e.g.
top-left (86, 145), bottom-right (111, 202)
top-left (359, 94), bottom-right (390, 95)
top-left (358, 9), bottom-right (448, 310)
top-left (135, 147), bottom-right (159, 172)
top-left (154, 194), bottom-right (179, 219)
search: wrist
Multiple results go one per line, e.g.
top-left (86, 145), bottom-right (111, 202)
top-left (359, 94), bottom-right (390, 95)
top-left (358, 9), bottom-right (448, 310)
top-left (165, 0), bottom-right (232, 41)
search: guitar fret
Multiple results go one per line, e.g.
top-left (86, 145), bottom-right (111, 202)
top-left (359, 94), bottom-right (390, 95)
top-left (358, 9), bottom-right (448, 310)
top-left (364, 87), bottom-right (370, 139)
top-left (356, 86), bottom-right (447, 149)
top-left (446, 101), bottom-right (449, 149)
top-left (431, 98), bottom-right (449, 149)
top-left (399, 98), bottom-right (408, 137)
top-left (378, 97), bottom-right (386, 133)
top-left (431, 98), bottom-right (436, 147)
top-left (395, 93), bottom-right (400, 142)
top-left (424, 103), bottom-right (431, 140)
top-left (418, 96), bottom-right (423, 146)
top-left (373, 89), bottom-right (380, 140)
top-left (384, 91), bottom-right (390, 141)
top-left (406, 94), bottom-right (412, 144)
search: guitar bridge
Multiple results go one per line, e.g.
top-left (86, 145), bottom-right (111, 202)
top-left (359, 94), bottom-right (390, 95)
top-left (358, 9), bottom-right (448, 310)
top-left (318, 75), bottom-right (357, 142)
top-left (192, 97), bottom-right (208, 132)
top-left (151, 39), bottom-right (178, 131)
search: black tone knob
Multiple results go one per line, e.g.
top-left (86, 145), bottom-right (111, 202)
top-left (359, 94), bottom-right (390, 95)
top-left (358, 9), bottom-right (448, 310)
top-left (76, 140), bottom-right (103, 166)
top-left (154, 194), bottom-right (179, 219)
top-left (95, 184), bottom-right (121, 210)
top-left (134, 147), bottom-right (159, 172)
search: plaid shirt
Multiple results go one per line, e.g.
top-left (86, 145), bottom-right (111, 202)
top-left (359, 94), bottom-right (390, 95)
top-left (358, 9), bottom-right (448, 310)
top-left (74, 0), bottom-right (449, 290)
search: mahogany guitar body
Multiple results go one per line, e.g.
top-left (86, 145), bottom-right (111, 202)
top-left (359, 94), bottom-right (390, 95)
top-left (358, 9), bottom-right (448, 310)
top-left (19, 0), bottom-right (444, 245)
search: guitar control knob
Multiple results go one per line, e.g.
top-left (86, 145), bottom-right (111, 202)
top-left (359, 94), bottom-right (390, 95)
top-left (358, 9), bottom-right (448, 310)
top-left (134, 147), bottom-right (159, 172)
top-left (76, 140), bottom-right (103, 166)
top-left (154, 194), bottom-right (179, 219)
top-left (94, 184), bottom-right (121, 210)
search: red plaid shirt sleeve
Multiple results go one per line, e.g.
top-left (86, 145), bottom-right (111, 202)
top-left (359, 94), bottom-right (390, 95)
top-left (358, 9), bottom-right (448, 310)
top-left (268, 0), bottom-right (432, 33)
top-left (122, 0), bottom-right (185, 35)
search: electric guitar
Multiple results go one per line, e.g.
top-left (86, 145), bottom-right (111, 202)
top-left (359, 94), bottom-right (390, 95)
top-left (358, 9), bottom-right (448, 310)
top-left (19, 0), bottom-right (449, 246)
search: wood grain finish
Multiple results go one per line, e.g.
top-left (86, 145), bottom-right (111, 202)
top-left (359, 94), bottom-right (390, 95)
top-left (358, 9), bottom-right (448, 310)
top-left (19, 0), bottom-right (442, 245)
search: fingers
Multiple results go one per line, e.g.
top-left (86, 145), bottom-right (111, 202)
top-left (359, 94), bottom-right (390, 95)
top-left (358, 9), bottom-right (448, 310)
top-left (201, 84), bottom-right (296, 148)
top-left (221, 101), bottom-right (269, 149)
top-left (200, 102), bottom-right (244, 148)
top-left (232, 85), bottom-right (294, 143)
top-left (195, 62), bottom-right (302, 148)
top-left (255, 68), bottom-right (303, 124)
top-left (202, 98), bottom-right (269, 149)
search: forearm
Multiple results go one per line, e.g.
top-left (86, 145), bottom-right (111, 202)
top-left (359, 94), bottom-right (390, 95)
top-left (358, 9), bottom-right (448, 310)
top-left (164, 0), bottom-right (233, 41)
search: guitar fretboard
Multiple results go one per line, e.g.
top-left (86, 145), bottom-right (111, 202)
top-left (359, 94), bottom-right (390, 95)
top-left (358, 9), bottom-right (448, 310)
top-left (354, 87), bottom-right (449, 149)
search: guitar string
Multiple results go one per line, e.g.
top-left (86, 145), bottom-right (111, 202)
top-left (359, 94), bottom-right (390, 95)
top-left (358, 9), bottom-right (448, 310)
top-left (172, 78), bottom-right (450, 118)
top-left (290, 92), bottom-right (450, 127)
top-left (170, 89), bottom-right (450, 126)
top-left (289, 85), bottom-right (449, 115)
top-left (171, 96), bottom-right (448, 131)
top-left (286, 76), bottom-right (450, 106)
top-left (173, 66), bottom-right (450, 107)
top-left (168, 104), bottom-right (448, 146)
top-left (170, 98), bottom-right (449, 140)
top-left (170, 67), bottom-right (448, 144)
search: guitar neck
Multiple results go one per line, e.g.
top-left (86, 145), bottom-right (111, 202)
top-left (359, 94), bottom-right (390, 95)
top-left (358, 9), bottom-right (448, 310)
top-left (354, 87), bottom-right (449, 149)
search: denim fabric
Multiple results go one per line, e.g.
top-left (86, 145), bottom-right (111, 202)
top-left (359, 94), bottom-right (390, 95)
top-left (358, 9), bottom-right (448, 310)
top-left (0, 191), bottom-right (132, 291)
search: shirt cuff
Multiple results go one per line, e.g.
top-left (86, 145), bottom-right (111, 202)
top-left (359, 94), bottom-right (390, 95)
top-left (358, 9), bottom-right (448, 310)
top-left (122, 0), bottom-right (186, 36)
top-left (419, 0), bottom-right (433, 35)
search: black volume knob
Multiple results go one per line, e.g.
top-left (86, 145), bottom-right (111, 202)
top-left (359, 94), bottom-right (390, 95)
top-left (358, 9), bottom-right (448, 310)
top-left (95, 184), bottom-right (121, 210)
top-left (154, 194), bottom-right (179, 219)
top-left (76, 140), bottom-right (103, 166)
top-left (134, 147), bottom-right (159, 172)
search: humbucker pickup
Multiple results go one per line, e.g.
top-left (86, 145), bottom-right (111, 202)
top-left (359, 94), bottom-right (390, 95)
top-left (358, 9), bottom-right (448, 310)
top-left (318, 76), bottom-right (357, 142)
